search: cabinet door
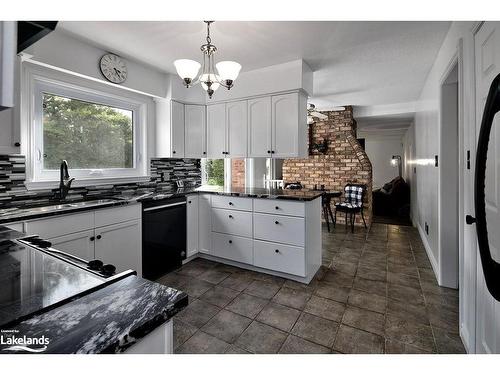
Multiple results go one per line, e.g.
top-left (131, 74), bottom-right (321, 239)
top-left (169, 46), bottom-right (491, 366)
top-left (198, 194), bottom-right (212, 254)
top-left (206, 103), bottom-right (226, 158)
top-left (95, 220), bottom-right (142, 277)
top-left (185, 105), bottom-right (206, 158)
top-left (272, 93), bottom-right (300, 158)
top-left (226, 100), bottom-right (247, 158)
top-left (171, 100), bottom-right (185, 158)
top-left (248, 96), bottom-right (272, 157)
top-left (49, 230), bottom-right (96, 261)
top-left (186, 195), bottom-right (199, 258)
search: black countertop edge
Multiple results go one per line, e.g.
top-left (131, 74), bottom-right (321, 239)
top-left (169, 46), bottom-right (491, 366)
top-left (193, 188), bottom-right (324, 201)
top-left (0, 199), bottom-right (130, 225)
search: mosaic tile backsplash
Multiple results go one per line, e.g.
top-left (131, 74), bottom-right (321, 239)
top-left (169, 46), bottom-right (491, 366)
top-left (0, 156), bottom-right (201, 208)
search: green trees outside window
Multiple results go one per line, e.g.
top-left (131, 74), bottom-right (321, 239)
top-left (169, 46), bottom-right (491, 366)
top-left (204, 159), bottom-right (225, 186)
top-left (42, 93), bottom-right (133, 170)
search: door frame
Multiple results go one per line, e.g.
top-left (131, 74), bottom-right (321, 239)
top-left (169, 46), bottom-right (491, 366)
top-left (438, 52), bottom-right (460, 288)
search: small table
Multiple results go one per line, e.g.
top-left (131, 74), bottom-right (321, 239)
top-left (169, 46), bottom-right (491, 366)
top-left (314, 190), bottom-right (342, 232)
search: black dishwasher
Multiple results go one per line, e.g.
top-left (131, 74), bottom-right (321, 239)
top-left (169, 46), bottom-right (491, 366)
top-left (142, 196), bottom-right (186, 280)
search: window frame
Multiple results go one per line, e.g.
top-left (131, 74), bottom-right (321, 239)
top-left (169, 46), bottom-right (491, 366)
top-left (22, 63), bottom-right (148, 188)
top-left (200, 158), bottom-right (232, 189)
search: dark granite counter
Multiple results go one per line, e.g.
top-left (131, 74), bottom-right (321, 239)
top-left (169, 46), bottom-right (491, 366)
top-left (0, 186), bottom-right (322, 226)
top-left (0, 233), bottom-right (188, 353)
top-left (0, 199), bottom-right (130, 225)
top-left (0, 275), bottom-right (187, 353)
top-left (194, 186), bottom-right (324, 201)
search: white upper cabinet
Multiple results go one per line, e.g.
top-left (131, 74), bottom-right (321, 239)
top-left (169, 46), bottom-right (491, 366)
top-left (206, 103), bottom-right (227, 158)
top-left (272, 93), bottom-right (307, 158)
top-left (226, 100), bottom-right (248, 158)
top-left (248, 96), bottom-right (272, 157)
top-left (156, 91), bottom-right (306, 159)
top-left (184, 104), bottom-right (206, 158)
top-left (171, 100), bottom-right (185, 158)
top-left (155, 99), bottom-right (185, 158)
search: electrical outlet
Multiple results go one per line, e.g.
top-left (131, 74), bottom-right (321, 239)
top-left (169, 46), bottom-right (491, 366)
top-left (425, 222), bottom-right (429, 235)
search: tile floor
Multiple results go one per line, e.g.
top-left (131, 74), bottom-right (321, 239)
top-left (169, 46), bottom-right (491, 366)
top-left (157, 223), bottom-right (466, 354)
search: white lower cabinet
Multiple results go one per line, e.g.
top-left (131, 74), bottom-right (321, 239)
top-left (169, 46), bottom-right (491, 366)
top-left (49, 230), bottom-right (96, 261)
top-left (253, 240), bottom-right (306, 277)
top-left (186, 195), bottom-right (199, 258)
top-left (212, 208), bottom-right (253, 238)
top-left (23, 204), bottom-right (142, 277)
top-left (212, 232), bottom-right (253, 264)
top-left (253, 213), bottom-right (305, 247)
top-left (198, 194), bottom-right (212, 254)
top-left (95, 220), bottom-right (142, 275)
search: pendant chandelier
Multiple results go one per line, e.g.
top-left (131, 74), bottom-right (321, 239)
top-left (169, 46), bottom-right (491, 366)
top-left (174, 21), bottom-right (241, 99)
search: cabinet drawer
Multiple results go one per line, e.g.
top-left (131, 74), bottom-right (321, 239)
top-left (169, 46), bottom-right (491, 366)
top-left (253, 199), bottom-right (305, 217)
top-left (253, 213), bottom-right (304, 246)
top-left (212, 232), bottom-right (253, 264)
top-left (212, 208), bottom-right (252, 238)
top-left (95, 203), bottom-right (141, 227)
top-left (25, 211), bottom-right (94, 238)
top-left (211, 195), bottom-right (252, 211)
top-left (254, 240), bottom-right (305, 276)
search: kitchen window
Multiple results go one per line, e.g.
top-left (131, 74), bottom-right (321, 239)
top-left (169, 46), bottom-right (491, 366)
top-left (24, 66), bottom-right (148, 187)
top-left (201, 159), bottom-right (232, 188)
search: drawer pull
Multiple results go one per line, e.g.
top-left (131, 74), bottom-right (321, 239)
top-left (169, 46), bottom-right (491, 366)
top-left (275, 221), bottom-right (280, 225)
top-left (229, 215), bottom-right (233, 219)
top-left (229, 240), bottom-right (233, 244)
top-left (275, 206), bottom-right (279, 210)
top-left (275, 249), bottom-right (280, 253)
top-left (229, 202), bottom-right (234, 206)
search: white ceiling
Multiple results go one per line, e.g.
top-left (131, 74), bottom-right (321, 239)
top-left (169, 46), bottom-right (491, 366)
top-left (58, 21), bottom-right (450, 117)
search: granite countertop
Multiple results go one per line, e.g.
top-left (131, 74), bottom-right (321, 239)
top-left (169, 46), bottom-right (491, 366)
top-left (0, 275), bottom-right (187, 353)
top-left (194, 186), bottom-right (324, 201)
top-left (0, 198), bottom-right (130, 225)
top-left (0, 186), bottom-right (323, 225)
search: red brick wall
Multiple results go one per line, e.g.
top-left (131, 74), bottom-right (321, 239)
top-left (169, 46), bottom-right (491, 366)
top-left (231, 159), bottom-right (246, 188)
top-left (282, 106), bottom-right (372, 226)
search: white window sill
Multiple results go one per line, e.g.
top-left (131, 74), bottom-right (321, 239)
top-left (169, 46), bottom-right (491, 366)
top-left (24, 176), bottom-right (152, 191)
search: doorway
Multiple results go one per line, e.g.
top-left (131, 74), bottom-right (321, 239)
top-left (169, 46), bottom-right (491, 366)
top-left (439, 59), bottom-right (459, 288)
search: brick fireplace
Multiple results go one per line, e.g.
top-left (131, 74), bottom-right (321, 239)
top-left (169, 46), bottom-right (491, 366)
top-left (282, 106), bottom-right (372, 226)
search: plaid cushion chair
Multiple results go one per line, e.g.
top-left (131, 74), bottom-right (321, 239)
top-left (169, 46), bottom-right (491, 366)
top-left (334, 184), bottom-right (367, 232)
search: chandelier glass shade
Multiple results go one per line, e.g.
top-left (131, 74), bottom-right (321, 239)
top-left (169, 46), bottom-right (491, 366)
top-left (173, 21), bottom-right (241, 99)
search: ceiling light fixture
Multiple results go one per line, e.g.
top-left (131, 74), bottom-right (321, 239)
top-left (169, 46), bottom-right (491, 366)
top-left (173, 21), bottom-right (241, 99)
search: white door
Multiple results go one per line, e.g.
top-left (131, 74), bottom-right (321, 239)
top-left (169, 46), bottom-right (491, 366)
top-left (95, 220), bottom-right (142, 277)
top-left (206, 103), bottom-right (227, 159)
top-left (49, 230), bottom-right (95, 261)
top-left (226, 100), bottom-right (248, 158)
top-left (461, 42), bottom-right (478, 353)
top-left (186, 195), bottom-right (199, 258)
top-left (171, 100), bottom-right (185, 158)
top-left (184, 104), bottom-right (206, 158)
top-left (272, 93), bottom-right (299, 158)
top-left (474, 21), bottom-right (500, 354)
top-left (198, 194), bottom-right (212, 254)
top-left (248, 96), bottom-right (272, 157)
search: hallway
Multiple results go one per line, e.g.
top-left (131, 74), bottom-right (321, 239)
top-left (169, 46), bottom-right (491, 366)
top-left (164, 223), bottom-right (465, 354)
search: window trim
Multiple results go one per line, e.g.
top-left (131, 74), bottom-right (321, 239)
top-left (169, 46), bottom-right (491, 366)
top-left (22, 63), bottom-right (149, 189)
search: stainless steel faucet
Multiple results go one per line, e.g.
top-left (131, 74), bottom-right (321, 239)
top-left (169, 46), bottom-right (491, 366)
top-left (58, 160), bottom-right (75, 200)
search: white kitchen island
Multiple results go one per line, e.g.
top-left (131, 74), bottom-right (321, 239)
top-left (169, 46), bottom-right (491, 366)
top-left (187, 188), bottom-right (323, 284)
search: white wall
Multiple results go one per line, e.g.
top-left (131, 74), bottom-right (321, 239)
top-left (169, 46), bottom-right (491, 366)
top-left (358, 130), bottom-right (404, 189)
top-left (404, 21), bottom-right (478, 352)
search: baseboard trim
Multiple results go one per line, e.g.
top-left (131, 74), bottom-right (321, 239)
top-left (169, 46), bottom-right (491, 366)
top-left (416, 222), bottom-right (440, 284)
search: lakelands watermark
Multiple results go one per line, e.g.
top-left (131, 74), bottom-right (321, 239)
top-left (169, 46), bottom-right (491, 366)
top-left (0, 329), bottom-right (50, 353)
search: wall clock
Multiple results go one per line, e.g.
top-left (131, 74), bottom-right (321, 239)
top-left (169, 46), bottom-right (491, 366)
top-left (99, 53), bottom-right (128, 84)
